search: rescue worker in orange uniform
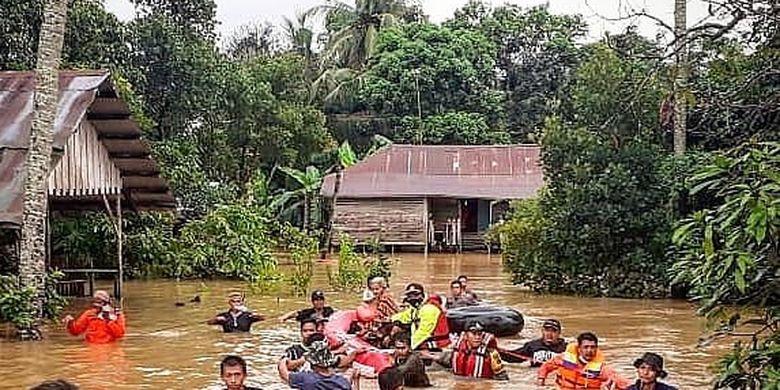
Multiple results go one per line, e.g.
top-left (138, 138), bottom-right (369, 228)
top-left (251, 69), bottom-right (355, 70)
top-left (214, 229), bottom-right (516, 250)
top-left (63, 290), bottom-right (126, 344)
top-left (391, 283), bottom-right (450, 351)
top-left (538, 332), bottom-right (631, 390)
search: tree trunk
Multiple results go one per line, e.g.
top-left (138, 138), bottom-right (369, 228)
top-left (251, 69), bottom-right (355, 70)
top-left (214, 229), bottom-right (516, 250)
top-left (19, 0), bottom-right (68, 326)
top-left (303, 192), bottom-right (310, 232)
top-left (673, 0), bottom-right (688, 155)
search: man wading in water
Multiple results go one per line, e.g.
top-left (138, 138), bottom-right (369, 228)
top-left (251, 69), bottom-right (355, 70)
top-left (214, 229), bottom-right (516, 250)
top-left (500, 319), bottom-right (566, 366)
top-left (63, 290), bottom-right (126, 344)
top-left (627, 353), bottom-right (678, 390)
top-left (221, 355), bottom-right (261, 390)
top-left (278, 337), bottom-right (351, 390)
top-left (207, 292), bottom-right (265, 333)
top-left (279, 290), bottom-right (335, 323)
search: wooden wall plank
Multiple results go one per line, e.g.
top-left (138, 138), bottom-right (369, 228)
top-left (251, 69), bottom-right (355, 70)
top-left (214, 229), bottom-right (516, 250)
top-left (333, 198), bottom-right (426, 245)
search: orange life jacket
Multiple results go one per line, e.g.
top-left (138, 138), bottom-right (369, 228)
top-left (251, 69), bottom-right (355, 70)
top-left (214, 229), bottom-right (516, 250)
top-left (555, 343), bottom-right (606, 390)
top-left (452, 332), bottom-right (500, 378)
top-left (67, 309), bottom-right (126, 344)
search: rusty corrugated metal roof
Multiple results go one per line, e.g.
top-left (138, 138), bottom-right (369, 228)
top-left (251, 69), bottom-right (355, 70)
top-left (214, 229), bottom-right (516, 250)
top-left (0, 70), bottom-right (176, 227)
top-left (321, 144), bottom-right (543, 199)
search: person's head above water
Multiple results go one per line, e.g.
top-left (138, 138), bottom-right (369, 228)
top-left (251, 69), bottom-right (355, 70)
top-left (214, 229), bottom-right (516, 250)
top-left (306, 338), bottom-right (338, 368)
top-left (92, 290), bottom-right (110, 309)
top-left (378, 367), bottom-right (405, 390)
top-left (392, 332), bottom-right (412, 358)
top-left (310, 290), bottom-right (326, 310)
top-left (634, 352), bottom-right (668, 383)
top-left (465, 320), bottom-right (486, 348)
top-left (220, 355), bottom-right (248, 390)
top-left (368, 276), bottom-right (388, 298)
top-left (576, 332), bottom-right (599, 362)
top-left (300, 318), bottom-right (317, 343)
top-left (227, 292), bottom-right (245, 312)
top-left (541, 319), bottom-right (562, 343)
top-left (450, 280), bottom-right (463, 297)
top-left (403, 283), bottom-right (425, 308)
top-left (457, 275), bottom-right (469, 289)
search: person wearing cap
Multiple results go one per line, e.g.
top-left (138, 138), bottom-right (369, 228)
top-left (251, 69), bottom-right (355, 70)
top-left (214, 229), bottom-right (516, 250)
top-left (538, 332), bottom-right (631, 390)
top-left (208, 292), bottom-right (265, 333)
top-left (368, 276), bottom-right (399, 321)
top-left (278, 335), bottom-right (351, 390)
top-left (500, 319), bottom-right (566, 367)
top-left (628, 353), bottom-right (678, 390)
top-left (391, 283), bottom-right (450, 351)
top-left (62, 290), bottom-right (126, 344)
top-left (447, 320), bottom-right (508, 380)
top-left (279, 290), bottom-right (335, 323)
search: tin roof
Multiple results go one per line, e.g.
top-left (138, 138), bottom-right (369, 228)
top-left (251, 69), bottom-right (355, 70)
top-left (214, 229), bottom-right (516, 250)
top-left (0, 70), bottom-right (176, 227)
top-left (321, 144), bottom-right (543, 199)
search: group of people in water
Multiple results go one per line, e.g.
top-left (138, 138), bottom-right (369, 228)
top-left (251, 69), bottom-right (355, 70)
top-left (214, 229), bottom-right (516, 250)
top-left (54, 275), bottom-right (678, 390)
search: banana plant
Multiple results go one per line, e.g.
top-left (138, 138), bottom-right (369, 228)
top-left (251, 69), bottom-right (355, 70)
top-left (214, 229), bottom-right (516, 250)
top-left (279, 166), bottom-right (324, 231)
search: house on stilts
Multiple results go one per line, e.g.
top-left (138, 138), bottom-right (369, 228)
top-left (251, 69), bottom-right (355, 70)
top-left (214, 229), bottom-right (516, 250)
top-left (321, 144), bottom-right (543, 251)
top-left (0, 70), bottom-right (176, 298)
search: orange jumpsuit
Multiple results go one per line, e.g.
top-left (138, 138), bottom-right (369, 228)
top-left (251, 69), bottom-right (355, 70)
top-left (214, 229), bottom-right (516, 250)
top-left (67, 308), bottom-right (126, 344)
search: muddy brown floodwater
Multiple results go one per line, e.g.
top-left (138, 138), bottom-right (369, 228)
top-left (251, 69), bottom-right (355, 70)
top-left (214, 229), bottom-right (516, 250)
top-left (0, 253), bottom-right (725, 390)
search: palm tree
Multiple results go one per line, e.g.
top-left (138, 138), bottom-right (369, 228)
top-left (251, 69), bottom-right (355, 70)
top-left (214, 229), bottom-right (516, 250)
top-left (309, 0), bottom-right (411, 103)
top-left (316, 0), bottom-right (408, 69)
top-left (283, 11), bottom-right (316, 63)
top-left (20, 0), bottom-right (69, 332)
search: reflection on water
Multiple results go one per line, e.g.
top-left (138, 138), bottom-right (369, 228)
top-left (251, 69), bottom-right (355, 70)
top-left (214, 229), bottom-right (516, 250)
top-left (0, 254), bottom-right (723, 389)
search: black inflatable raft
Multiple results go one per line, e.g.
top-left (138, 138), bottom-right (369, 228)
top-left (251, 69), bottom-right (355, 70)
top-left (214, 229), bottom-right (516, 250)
top-left (446, 305), bottom-right (524, 338)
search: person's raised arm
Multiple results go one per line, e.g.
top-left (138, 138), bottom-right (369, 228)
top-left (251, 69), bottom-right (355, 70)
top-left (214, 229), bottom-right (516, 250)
top-left (537, 353), bottom-right (562, 386)
top-left (106, 312), bottom-right (126, 339)
top-left (278, 310), bottom-right (299, 323)
top-left (206, 314), bottom-right (227, 325)
top-left (249, 312), bottom-right (265, 323)
top-left (66, 309), bottom-right (95, 336)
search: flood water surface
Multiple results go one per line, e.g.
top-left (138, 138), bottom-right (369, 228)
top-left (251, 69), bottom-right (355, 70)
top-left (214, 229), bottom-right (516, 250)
top-left (0, 254), bottom-right (723, 389)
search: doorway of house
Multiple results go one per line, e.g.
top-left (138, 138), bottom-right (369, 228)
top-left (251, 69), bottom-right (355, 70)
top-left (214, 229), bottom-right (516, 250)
top-left (460, 199), bottom-right (478, 233)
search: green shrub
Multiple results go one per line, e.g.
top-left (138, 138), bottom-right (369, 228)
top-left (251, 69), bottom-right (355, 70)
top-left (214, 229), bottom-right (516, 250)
top-left (328, 235), bottom-right (367, 292)
top-left (0, 271), bottom-right (67, 332)
top-left (278, 223), bottom-right (318, 296)
top-left (171, 204), bottom-right (278, 282)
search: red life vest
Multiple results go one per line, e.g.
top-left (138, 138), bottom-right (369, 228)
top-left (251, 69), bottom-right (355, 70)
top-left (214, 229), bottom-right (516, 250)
top-left (452, 332), bottom-right (499, 379)
top-left (422, 295), bottom-right (450, 349)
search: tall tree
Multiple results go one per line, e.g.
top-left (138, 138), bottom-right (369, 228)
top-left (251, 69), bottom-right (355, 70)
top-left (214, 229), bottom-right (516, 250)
top-left (673, 0), bottom-right (688, 154)
top-left (20, 0), bottom-right (68, 327)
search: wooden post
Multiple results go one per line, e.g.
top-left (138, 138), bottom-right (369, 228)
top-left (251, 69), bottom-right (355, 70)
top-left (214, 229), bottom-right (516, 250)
top-left (116, 195), bottom-right (123, 302)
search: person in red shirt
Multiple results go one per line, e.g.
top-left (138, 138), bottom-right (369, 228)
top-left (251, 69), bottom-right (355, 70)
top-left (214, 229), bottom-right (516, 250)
top-left (63, 290), bottom-right (126, 344)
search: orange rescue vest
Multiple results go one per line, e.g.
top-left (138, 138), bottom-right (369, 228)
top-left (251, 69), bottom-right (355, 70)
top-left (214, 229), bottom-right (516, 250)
top-left (555, 343), bottom-right (606, 390)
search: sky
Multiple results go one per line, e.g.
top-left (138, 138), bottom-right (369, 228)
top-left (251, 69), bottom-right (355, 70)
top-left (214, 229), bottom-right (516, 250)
top-left (104, 0), bottom-right (715, 44)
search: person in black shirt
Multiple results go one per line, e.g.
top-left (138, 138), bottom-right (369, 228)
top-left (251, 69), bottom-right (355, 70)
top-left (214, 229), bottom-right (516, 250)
top-left (278, 290), bottom-right (335, 323)
top-left (281, 318), bottom-right (319, 372)
top-left (500, 318), bottom-right (566, 367)
top-left (221, 355), bottom-right (262, 390)
top-left (208, 292), bottom-right (265, 333)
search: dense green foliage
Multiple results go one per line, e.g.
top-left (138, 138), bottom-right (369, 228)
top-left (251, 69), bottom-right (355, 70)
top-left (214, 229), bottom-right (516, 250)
top-left (0, 272), bottom-right (67, 332)
top-left (672, 143), bottom-right (779, 389)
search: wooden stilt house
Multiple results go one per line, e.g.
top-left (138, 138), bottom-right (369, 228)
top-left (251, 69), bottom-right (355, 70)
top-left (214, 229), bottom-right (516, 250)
top-left (0, 70), bottom-right (176, 298)
top-left (321, 144), bottom-right (543, 251)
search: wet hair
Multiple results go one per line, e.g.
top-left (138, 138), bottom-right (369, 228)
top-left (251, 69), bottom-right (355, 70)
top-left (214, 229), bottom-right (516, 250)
top-left (450, 280), bottom-right (463, 288)
top-left (457, 275), bottom-right (468, 282)
top-left (378, 368), bottom-right (405, 390)
top-left (220, 355), bottom-right (247, 375)
top-left (300, 318), bottom-right (317, 330)
top-left (392, 332), bottom-right (411, 346)
top-left (305, 332), bottom-right (326, 346)
top-left (29, 380), bottom-right (80, 390)
top-left (577, 332), bottom-right (599, 345)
